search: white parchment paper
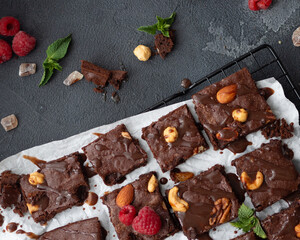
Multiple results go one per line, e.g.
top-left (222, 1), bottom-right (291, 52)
top-left (0, 78), bottom-right (299, 240)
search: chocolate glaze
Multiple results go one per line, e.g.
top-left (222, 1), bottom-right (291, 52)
top-left (192, 68), bottom-right (276, 150)
top-left (16, 230), bottom-right (39, 239)
top-left (169, 165), bottom-right (239, 239)
top-left (85, 192), bottom-right (98, 206)
top-left (232, 140), bottom-right (300, 211)
top-left (6, 222), bottom-right (19, 233)
top-left (23, 155), bottom-right (46, 166)
top-left (259, 87), bottom-right (274, 100)
top-left (226, 173), bottom-right (246, 204)
top-left (142, 104), bottom-right (208, 173)
top-left (20, 152), bottom-right (89, 224)
top-left (226, 137), bottom-right (252, 154)
top-left (83, 124), bottom-right (148, 186)
top-left (160, 177), bottom-right (168, 185)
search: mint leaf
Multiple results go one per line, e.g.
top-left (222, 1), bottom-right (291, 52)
top-left (164, 12), bottom-right (176, 25)
top-left (238, 204), bottom-right (254, 221)
top-left (39, 67), bottom-right (54, 87)
top-left (46, 34), bottom-right (72, 61)
top-left (161, 29), bottom-right (170, 37)
top-left (138, 24), bottom-right (158, 35)
top-left (253, 219), bottom-right (267, 239)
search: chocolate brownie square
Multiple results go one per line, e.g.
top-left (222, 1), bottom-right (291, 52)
top-left (82, 124), bottom-right (148, 186)
top-left (261, 200), bottom-right (300, 240)
top-left (20, 152), bottom-right (89, 224)
top-left (192, 68), bottom-right (276, 150)
top-left (0, 171), bottom-right (27, 217)
top-left (231, 232), bottom-right (260, 240)
top-left (142, 104), bottom-right (208, 173)
top-left (167, 164), bottom-right (240, 239)
top-left (232, 140), bottom-right (300, 211)
top-left (101, 172), bottom-right (179, 240)
top-left (39, 217), bottom-right (104, 240)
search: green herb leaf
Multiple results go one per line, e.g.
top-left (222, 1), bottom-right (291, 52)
top-left (253, 219), bottom-right (267, 239)
top-left (46, 34), bottom-right (72, 61)
top-left (39, 67), bottom-right (54, 87)
top-left (164, 12), bottom-right (176, 25)
top-left (137, 24), bottom-right (158, 35)
top-left (238, 204), bottom-right (254, 221)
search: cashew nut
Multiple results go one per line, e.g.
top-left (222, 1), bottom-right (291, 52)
top-left (168, 186), bottom-right (189, 212)
top-left (121, 131), bottom-right (132, 140)
top-left (28, 172), bottom-right (44, 185)
top-left (27, 203), bottom-right (39, 214)
top-left (147, 175), bottom-right (158, 193)
top-left (241, 171), bottom-right (264, 190)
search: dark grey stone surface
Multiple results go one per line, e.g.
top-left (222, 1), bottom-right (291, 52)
top-left (0, 0), bottom-right (299, 160)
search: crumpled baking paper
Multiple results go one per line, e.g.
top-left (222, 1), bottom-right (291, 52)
top-left (0, 78), bottom-right (299, 240)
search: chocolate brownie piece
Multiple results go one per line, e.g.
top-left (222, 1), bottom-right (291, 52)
top-left (20, 152), bottom-right (89, 224)
top-left (108, 70), bottom-right (128, 90)
top-left (142, 104), bottom-right (208, 173)
top-left (101, 172), bottom-right (179, 240)
top-left (192, 68), bottom-right (276, 150)
top-left (0, 171), bottom-right (27, 217)
top-left (231, 232), bottom-right (260, 240)
top-left (261, 200), bottom-right (300, 240)
top-left (167, 164), bottom-right (240, 239)
top-left (155, 30), bottom-right (175, 59)
top-left (81, 60), bottom-right (111, 86)
top-left (39, 217), bottom-right (103, 240)
top-left (261, 118), bottom-right (294, 140)
top-left (83, 124), bottom-right (148, 186)
top-left (232, 140), bottom-right (300, 211)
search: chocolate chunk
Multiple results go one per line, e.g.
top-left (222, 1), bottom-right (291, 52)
top-left (261, 118), bottom-right (294, 140)
top-left (181, 78), bottom-right (192, 89)
top-left (155, 30), bottom-right (175, 59)
top-left (108, 70), bottom-right (128, 90)
top-left (81, 60), bottom-right (111, 86)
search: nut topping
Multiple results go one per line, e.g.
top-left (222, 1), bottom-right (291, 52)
top-left (121, 131), bottom-right (132, 140)
top-left (241, 171), bottom-right (264, 190)
top-left (116, 184), bottom-right (134, 208)
top-left (295, 223), bottom-right (300, 238)
top-left (27, 203), bottom-right (39, 214)
top-left (193, 146), bottom-right (206, 155)
top-left (174, 172), bottom-right (194, 182)
top-left (209, 198), bottom-right (231, 226)
top-left (163, 126), bottom-right (178, 143)
top-left (147, 175), bottom-right (158, 193)
top-left (232, 108), bottom-right (248, 123)
top-left (133, 45), bottom-right (152, 61)
top-left (28, 172), bottom-right (44, 185)
top-left (216, 84), bottom-right (237, 104)
top-left (168, 186), bottom-right (189, 212)
top-left (216, 127), bottom-right (239, 141)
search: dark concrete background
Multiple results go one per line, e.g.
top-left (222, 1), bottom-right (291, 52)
top-left (0, 0), bottom-right (300, 160)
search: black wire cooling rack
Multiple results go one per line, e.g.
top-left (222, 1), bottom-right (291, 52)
top-left (142, 44), bottom-right (300, 113)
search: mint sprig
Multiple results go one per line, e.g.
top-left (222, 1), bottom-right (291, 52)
top-left (231, 204), bottom-right (267, 239)
top-left (39, 34), bottom-right (72, 87)
top-left (138, 12), bottom-right (176, 37)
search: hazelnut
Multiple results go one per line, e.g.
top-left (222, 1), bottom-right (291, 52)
top-left (27, 203), bottom-right (39, 214)
top-left (28, 172), bottom-right (44, 185)
top-left (232, 108), bottom-right (248, 122)
top-left (295, 223), bottom-right (300, 238)
top-left (216, 84), bottom-right (237, 104)
top-left (133, 45), bottom-right (151, 61)
top-left (121, 131), bottom-right (132, 140)
top-left (163, 126), bottom-right (178, 143)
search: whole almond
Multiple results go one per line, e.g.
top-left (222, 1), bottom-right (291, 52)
top-left (216, 84), bottom-right (237, 104)
top-left (175, 172), bottom-right (194, 182)
top-left (116, 184), bottom-right (134, 208)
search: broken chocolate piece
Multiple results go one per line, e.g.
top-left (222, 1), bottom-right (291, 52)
top-left (155, 30), bottom-right (175, 59)
top-left (63, 71), bottom-right (83, 86)
top-left (181, 78), bottom-right (192, 89)
top-left (108, 70), bottom-right (128, 90)
top-left (111, 91), bottom-right (120, 103)
top-left (81, 60), bottom-right (111, 86)
top-left (1, 114), bottom-right (18, 132)
top-left (19, 63), bottom-right (36, 77)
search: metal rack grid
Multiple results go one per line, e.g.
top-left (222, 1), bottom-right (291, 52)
top-left (142, 44), bottom-right (300, 113)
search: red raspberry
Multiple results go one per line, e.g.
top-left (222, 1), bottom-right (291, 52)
top-left (0, 39), bottom-right (12, 64)
top-left (248, 0), bottom-right (272, 11)
top-left (12, 31), bottom-right (36, 57)
top-left (119, 205), bottom-right (136, 226)
top-left (0, 16), bottom-right (20, 36)
top-left (132, 206), bottom-right (161, 235)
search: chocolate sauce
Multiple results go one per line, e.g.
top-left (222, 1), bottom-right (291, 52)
top-left (181, 78), bottom-right (192, 89)
top-left (16, 229), bottom-right (39, 239)
top-left (0, 214), bottom-right (3, 227)
top-left (85, 192), bottom-right (98, 206)
top-left (23, 155), bottom-right (46, 166)
top-left (160, 177), bottom-right (168, 185)
top-left (226, 137), bottom-right (252, 154)
top-left (226, 173), bottom-right (245, 203)
top-left (6, 222), bottom-right (19, 233)
top-left (93, 133), bottom-right (102, 137)
top-left (259, 87), bottom-right (274, 100)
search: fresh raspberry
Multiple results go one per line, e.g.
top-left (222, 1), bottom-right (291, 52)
top-left (248, 0), bottom-right (272, 11)
top-left (12, 31), bottom-right (36, 56)
top-left (119, 205), bottom-right (136, 226)
top-left (132, 206), bottom-right (161, 235)
top-left (0, 16), bottom-right (20, 36)
top-left (0, 39), bottom-right (12, 64)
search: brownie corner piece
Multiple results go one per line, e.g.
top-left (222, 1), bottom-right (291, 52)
top-left (20, 152), bottom-right (89, 224)
top-left (141, 104), bottom-right (208, 173)
top-left (82, 124), bottom-right (148, 186)
top-left (167, 164), bottom-right (240, 239)
top-left (192, 68), bottom-right (276, 150)
top-left (232, 139), bottom-right (300, 211)
top-left (101, 172), bottom-right (179, 240)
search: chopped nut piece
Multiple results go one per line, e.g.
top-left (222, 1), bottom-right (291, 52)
top-left (133, 45), bottom-right (151, 61)
top-left (295, 223), bottom-right (300, 238)
top-left (63, 71), bottom-right (83, 86)
top-left (28, 172), bottom-right (44, 185)
top-left (232, 108), bottom-right (248, 122)
top-left (163, 126), bottom-right (178, 143)
top-left (19, 63), bottom-right (36, 77)
top-left (216, 84), bottom-right (237, 104)
top-left (168, 186), bottom-right (189, 212)
top-left (292, 27), bottom-right (300, 47)
top-left (27, 203), bottom-right (39, 214)
top-left (121, 132), bottom-right (132, 140)
top-left (174, 172), bottom-right (194, 182)
top-left (209, 198), bottom-right (231, 225)
top-left (116, 184), bottom-right (134, 208)
top-left (1, 114), bottom-right (18, 132)
top-left (193, 146), bottom-right (206, 155)
top-left (241, 171), bottom-right (264, 190)
top-left (147, 175), bottom-right (158, 193)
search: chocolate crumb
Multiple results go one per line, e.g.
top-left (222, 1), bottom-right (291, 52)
top-left (111, 91), bottom-right (120, 103)
top-left (155, 30), bottom-right (175, 59)
top-left (261, 118), bottom-right (294, 139)
top-left (181, 78), bottom-right (192, 89)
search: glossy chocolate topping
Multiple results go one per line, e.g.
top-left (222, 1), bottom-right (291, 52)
top-left (192, 68), bottom-right (276, 150)
top-left (83, 124), bottom-right (148, 186)
top-left (142, 104), bottom-right (208, 173)
top-left (170, 165), bottom-right (239, 239)
top-left (232, 140), bottom-right (300, 211)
